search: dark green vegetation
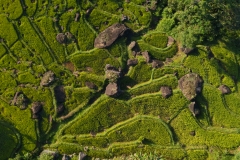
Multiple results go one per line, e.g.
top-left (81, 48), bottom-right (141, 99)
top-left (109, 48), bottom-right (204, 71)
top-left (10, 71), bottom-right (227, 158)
top-left (1, 0), bottom-right (240, 160)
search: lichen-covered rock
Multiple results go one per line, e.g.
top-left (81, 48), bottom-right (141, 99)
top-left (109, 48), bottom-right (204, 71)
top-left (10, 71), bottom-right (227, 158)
top-left (85, 81), bottom-right (98, 90)
top-left (105, 64), bottom-right (121, 83)
top-left (128, 41), bottom-right (136, 50)
top-left (94, 23), bottom-right (128, 48)
top-left (167, 36), bottom-right (175, 46)
top-left (141, 50), bottom-right (151, 63)
top-left (40, 71), bottom-right (55, 87)
top-left (152, 60), bottom-right (164, 68)
top-left (218, 85), bottom-right (231, 94)
top-left (79, 152), bottom-right (87, 160)
top-left (127, 59), bottom-right (138, 66)
top-left (56, 33), bottom-right (66, 44)
top-left (178, 73), bottom-right (203, 101)
top-left (12, 92), bottom-right (28, 109)
top-left (105, 83), bottom-right (120, 97)
top-left (188, 102), bottom-right (200, 116)
top-left (160, 86), bottom-right (172, 98)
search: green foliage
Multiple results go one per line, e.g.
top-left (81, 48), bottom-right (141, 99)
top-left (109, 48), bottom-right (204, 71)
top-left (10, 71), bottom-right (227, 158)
top-left (17, 72), bottom-right (40, 84)
top-left (25, 0), bottom-right (37, 17)
top-left (70, 49), bottom-right (121, 75)
top-left (63, 97), bottom-right (132, 134)
top-left (0, 0), bottom-right (23, 19)
top-left (0, 15), bottom-right (18, 46)
top-left (0, 122), bottom-right (18, 160)
top-left (142, 32), bottom-right (168, 48)
top-left (187, 150), bottom-right (208, 160)
top-left (128, 75), bottom-right (178, 96)
top-left (138, 40), bottom-right (178, 61)
top-left (0, 71), bottom-right (17, 94)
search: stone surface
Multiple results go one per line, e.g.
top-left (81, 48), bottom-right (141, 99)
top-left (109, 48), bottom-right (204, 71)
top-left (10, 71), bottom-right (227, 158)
top-left (85, 81), bottom-right (98, 90)
top-left (31, 102), bottom-right (42, 114)
top-left (54, 85), bottom-right (66, 103)
top-left (105, 83), bottom-right (120, 97)
top-left (128, 41), bottom-right (136, 50)
top-left (218, 85), bottom-right (231, 94)
top-left (167, 36), bottom-right (175, 46)
top-left (127, 59), bottom-right (138, 66)
top-left (79, 152), bottom-right (87, 160)
top-left (141, 50), bottom-right (151, 63)
top-left (105, 64), bottom-right (121, 83)
top-left (12, 92), bottom-right (28, 109)
top-left (152, 60), bottom-right (164, 68)
top-left (57, 104), bottom-right (65, 114)
top-left (188, 102), bottom-right (200, 116)
top-left (40, 71), bottom-right (55, 87)
top-left (94, 23), bottom-right (128, 48)
top-left (160, 86), bottom-right (172, 98)
top-left (178, 73), bottom-right (203, 101)
top-left (183, 48), bottom-right (195, 55)
top-left (56, 33), bottom-right (66, 44)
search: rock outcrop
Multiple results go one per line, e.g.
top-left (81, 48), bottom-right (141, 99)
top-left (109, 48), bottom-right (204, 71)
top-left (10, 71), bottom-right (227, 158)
top-left (31, 102), bottom-right (43, 119)
top-left (127, 59), bottom-right (138, 67)
top-left (94, 23), bottom-right (128, 48)
top-left (40, 71), bottom-right (55, 87)
top-left (141, 50), bottom-right (151, 63)
top-left (105, 83), bottom-right (120, 97)
top-left (178, 73), bottom-right (203, 101)
top-left (160, 86), bottom-right (172, 98)
top-left (188, 102), bottom-right (200, 116)
top-left (218, 85), bottom-right (231, 94)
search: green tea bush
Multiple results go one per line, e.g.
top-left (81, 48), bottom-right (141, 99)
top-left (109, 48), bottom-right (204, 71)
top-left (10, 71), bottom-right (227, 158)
top-left (211, 43), bottom-right (238, 78)
top-left (63, 97), bottom-right (132, 134)
top-left (97, 0), bottom-right (122, 14)
top-left (17, 72), bottom-right (40, 84)
top-left (123, 2), bottom-right (151, 31)
top-left (69, 17), bottom-right (95, 51)
top-left (70, 49), bottom-right (120, 75)
top-left (187, 150), bottom-right (208, 160)
top-left (153, 66), bottom-right (188, 79)
top-left (35, 17), bottom-right (66, 63)
top-left (128, 60), bottom-right (152, 85)
top-left (0, 101), bottom-right (37, 153)
top-left (0, 71), bottom-right (17, 94)
top-left (0, 122), bottom-right (18, 159)
top-left (18, 16), bottom-right (53, 65)
top-left (25, 0), bottom-right (37, 17)
top-left (0, 15), bottom-right (18, 46)
top-left (77, 72), bottom-right (105, 89)
top-left (128, 75), bottom-right (178, 96)
top-left (0, 44), bottom-right (6, 58)
top-left (64, 86), bottom-right (94, 112)
top-left (128, 92), bottom-right (188, 121)
top-left (143, 32), bottom-right (168, 49)
top-left (0, 0), bottom-right (23, 19)
top-left (138, 41), bottom-right (178, 61)
top-left (87, 9), bottom-right (119, 32)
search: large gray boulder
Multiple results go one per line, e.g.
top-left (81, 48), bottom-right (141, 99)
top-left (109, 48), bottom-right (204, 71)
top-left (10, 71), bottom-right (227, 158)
top-left (178, 73), bottom-right (203, 101)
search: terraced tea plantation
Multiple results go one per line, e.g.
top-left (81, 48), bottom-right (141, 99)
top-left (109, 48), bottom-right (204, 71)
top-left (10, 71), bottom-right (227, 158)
top-left (1, 0), bottom-right (240, 159)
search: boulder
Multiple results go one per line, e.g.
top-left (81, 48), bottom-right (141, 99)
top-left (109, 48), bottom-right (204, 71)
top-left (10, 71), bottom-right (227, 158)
top-left (178, 73), bottom-right (203, 101)
top-left (128, 41), bottom-right (136, 50)
top-left (188, 102), bottom-right (200, 116)
top-left (62, 154), bottom-right (70, 160)
top-left (183, 48), bottom-right (195, 55)
top-left (85, 81), bottom-right (98, 90)
top-left (152, 60), bottom-right (164, 68)
top-left (12, 92), bottom-right (28, 109)
top-left (31, 102), bottom-right (43, 119)
top-left (160, 86), bottom-right (172, 98)
top-left (57, 104), bottom-right (65, 114)
top-left (127, 59), bottom-right (138, 67)
top-left (94, 23), bottom-right (128, 48)
top-left (56, 33), bottom-right (66, 44)
top-left (105, 64), bottom-right (121, 83)
top-left (54, 85), bottom-right (66, 103)
top-left (105, 83), bottom-right (120, 97)
top-left (218, 85), bottom-right (231, 94)
top-left (79, 152), bottom-right (87, 160)
top-left (40, 71), bottom-right (55, 87)
top-left (167, 36), bottom-right (175, 46)
top-left (141, 51), bottom-right (151, 63)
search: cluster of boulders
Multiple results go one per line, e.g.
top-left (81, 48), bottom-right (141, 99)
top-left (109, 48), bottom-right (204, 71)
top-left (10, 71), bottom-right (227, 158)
top-left (104, 64), bottom-right (122, 97)
top-left (56, 32), bottom-right (75, 44)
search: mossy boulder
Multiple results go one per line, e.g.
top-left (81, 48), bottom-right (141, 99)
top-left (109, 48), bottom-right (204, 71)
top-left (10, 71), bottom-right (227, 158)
top-left (94, 23), bottom-right (128, 48)
top-left (178, 73), bottom-right (203, 101)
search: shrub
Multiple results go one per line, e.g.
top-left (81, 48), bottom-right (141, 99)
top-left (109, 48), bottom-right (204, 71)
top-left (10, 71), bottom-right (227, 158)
top-left (0, 0), bottom-right (23, 19)
top-left (0, 15), bottom-right (18, 46)
top-left (142, 32), bottom-right (168, 49)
